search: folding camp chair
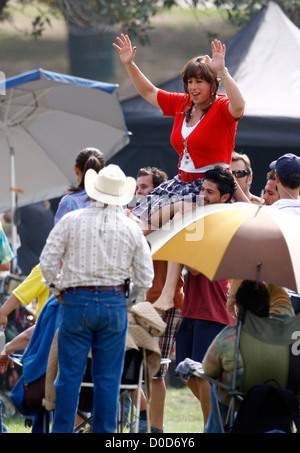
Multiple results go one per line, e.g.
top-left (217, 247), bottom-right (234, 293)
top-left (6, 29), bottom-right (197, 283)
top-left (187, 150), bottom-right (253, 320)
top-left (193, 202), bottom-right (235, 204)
top-left (177, 310), bottom-right (300, 433)
top-left (74, 347), bottom-right (150, 434)
top-left (117, 348), bottom-right (150, 433)
top-left (117, 354), bottom-right (170, 434)
top-left (116, 302), bottom-right (166, 433)
top-left (44, 352), bottom-right (117, 433)
top-left (42, 331), bottom-right (95, 433)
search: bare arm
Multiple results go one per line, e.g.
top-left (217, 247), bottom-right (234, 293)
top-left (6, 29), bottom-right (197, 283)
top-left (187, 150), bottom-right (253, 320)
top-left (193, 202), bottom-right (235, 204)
top-left (222, 72), bottom-right (245, 119)
top-left (207, 40), bottom-right (245, 119)
top-left (4, 325), bottom-right (34, 355)
top-left (0, 325), bottom-right (35, 374)
top-left (233, 180), bottom-right (252, 203)
top-left (149, 199), bottom-right (197, 229)
top-left (113, 34), bottom-right (160, 107)
top-left (226, 279), bottom-right (243, 318)
top-left (0, 293), bottom-right (20, 330)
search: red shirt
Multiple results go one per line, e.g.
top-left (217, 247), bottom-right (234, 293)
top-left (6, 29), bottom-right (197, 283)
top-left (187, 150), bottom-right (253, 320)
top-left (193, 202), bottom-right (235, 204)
top-left (182, 272), bottom-right (234, 326)
top-left (157, 89), bottom-right (239, 170)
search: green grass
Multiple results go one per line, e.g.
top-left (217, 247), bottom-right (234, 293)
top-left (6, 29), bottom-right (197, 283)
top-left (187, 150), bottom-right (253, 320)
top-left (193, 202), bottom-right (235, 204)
top-left (164, 385), bottom-right (204, 433)
top-left (3, 413), bottom-right (31, 433)
top-left (3, 385), bottom-right (203, 433)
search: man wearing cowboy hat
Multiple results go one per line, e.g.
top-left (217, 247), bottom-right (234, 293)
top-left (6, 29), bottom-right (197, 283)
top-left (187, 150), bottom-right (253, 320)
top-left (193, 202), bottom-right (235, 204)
top-left (40, 164), bottom-right (154, 433)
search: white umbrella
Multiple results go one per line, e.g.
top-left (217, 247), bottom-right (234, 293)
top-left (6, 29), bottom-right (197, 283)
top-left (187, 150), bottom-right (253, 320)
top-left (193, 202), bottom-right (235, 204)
top-left (0, 68), bottom-right (130, 256)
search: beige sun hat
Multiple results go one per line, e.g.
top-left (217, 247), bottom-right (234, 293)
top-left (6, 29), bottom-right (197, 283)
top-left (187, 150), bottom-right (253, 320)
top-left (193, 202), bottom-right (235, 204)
top-left (84, 164), bottom-right (136, 206)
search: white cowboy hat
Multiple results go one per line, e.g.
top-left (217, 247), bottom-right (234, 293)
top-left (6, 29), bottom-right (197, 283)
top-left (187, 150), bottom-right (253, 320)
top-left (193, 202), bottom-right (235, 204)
top-left (84, 164), bottom-right (136, 206)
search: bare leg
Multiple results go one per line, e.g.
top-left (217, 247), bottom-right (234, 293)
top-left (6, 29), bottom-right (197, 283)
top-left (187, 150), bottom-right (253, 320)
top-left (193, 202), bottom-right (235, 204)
top-left (150, 378), bottom-right (166, 430)
top-left (153, 262), bottom-right (183, 311)
top-left (131, 379), bottom-right (166, 432)
top-left (132, 388), bottom-right (147, 412)
top-left (187, 377), bottom-right (211, 429)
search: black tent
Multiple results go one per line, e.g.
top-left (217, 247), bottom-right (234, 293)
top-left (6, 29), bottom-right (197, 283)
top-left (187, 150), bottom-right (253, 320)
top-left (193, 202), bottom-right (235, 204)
top-left (109, 2), bottom-right (300, 194)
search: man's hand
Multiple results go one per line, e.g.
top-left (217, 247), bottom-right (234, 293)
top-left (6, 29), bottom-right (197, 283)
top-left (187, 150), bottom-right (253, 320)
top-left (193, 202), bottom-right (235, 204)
top-left (226, 296), bottom-right (237, 319)
top-left (0, 348), bottom-right (14, 374)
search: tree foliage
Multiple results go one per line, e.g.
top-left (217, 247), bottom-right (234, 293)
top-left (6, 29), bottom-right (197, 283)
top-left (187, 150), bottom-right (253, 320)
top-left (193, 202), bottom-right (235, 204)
top-left (0, 0), bottom-right (160, 40)
top-left (211, 0), bottom-right (300, 27)
top-left (54, 0), bottom-right (158, 44)
top-left (0, 0), bottom-right (300, 39)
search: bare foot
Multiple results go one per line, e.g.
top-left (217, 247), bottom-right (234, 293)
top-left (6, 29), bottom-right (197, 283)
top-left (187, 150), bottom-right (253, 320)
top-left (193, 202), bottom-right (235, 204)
top-left (153, 294), bottom-right (174, 311)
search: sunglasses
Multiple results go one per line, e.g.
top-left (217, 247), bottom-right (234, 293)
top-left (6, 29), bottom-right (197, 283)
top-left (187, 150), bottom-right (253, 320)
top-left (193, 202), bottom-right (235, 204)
top-left (232, 170), bottom-right (250, 178)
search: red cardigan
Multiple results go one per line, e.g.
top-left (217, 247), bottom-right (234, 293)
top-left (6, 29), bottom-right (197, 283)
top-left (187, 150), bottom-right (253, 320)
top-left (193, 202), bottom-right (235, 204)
top-left (157, 89), bottom-right (240, 171)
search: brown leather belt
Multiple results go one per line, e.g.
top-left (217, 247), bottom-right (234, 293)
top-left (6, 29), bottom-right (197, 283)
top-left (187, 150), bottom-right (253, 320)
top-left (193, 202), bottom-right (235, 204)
top-left (63, 285), bottom-right (125, 293)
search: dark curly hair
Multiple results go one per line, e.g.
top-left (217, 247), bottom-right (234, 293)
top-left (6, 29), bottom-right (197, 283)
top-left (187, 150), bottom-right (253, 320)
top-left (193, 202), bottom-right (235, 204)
top-left (204, 168), bottom-right (237, 202)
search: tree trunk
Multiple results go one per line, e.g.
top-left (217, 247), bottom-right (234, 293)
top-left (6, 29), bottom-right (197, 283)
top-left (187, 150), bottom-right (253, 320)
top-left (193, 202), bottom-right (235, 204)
top-left (68, 24), bottom-right (115, 81)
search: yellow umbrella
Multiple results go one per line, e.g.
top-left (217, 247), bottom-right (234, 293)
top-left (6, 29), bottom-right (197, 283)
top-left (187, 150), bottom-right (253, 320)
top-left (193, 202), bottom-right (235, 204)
top-left (147, 202), bottom-right (300, 293)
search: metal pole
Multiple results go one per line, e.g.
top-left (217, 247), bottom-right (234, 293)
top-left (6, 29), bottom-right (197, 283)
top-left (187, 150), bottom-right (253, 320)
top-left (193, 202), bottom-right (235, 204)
top-left (5, 127), bottom-right (18, 271)
top-left (2, 89), bottom-right (18, 271)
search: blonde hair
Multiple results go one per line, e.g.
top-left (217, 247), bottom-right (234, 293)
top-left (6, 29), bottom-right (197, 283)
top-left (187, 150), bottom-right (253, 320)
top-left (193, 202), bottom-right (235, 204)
top-left (231, 151), bottom-right (253, 176)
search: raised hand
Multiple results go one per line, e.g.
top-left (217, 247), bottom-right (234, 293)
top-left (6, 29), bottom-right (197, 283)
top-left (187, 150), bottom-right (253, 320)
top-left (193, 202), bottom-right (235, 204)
top-left (113, 33), bottom-right (160, 108)
top-left (112, 33), bottom-right (136, 66)
top-left (205, 39), bottom-right (226, 75)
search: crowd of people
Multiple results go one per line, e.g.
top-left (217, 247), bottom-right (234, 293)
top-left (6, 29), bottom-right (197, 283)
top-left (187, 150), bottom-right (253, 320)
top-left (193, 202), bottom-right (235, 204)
top-left (0, 32), bottom-right (299, 434)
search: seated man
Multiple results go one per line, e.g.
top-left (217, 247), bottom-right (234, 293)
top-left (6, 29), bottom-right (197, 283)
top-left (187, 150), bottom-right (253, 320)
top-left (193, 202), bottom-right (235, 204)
top-left (6, 295), bottom-right (61, 433)
top-left (202, 280), bottom-right (295, 433)
top-left (0, 264), bottom-right (51, 375)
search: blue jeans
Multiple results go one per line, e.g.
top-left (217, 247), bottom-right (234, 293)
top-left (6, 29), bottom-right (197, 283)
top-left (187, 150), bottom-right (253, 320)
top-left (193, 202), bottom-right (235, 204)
top-left (52, 287), bottom-right (127, 433)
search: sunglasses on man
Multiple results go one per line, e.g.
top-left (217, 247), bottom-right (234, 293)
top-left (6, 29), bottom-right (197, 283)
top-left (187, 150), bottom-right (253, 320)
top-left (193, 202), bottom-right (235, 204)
top-left (232, 170), bottom-right (250, 178)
